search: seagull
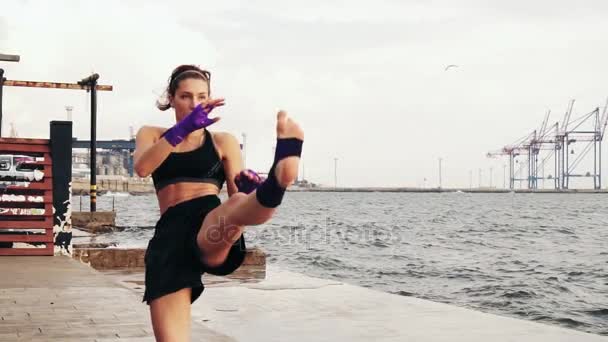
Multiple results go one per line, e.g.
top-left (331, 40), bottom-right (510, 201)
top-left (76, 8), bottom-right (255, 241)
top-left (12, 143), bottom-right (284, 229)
top-left (444, 64), bottom-right (459, 71)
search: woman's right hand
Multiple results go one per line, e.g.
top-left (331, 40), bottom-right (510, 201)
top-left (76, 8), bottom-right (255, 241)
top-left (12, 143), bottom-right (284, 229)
top-left (163, 98), bottom-right (225, 146)
top-left (181, 98), bottom-right (225, 131)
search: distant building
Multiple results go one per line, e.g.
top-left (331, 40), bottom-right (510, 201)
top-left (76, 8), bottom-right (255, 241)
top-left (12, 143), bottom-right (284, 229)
top-left (72, 150), bottom-right (132, 180)
top-left (72, 149), bottom-right (317, 187)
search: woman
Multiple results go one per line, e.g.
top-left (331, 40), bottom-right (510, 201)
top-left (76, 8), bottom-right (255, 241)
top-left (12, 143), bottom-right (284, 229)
top-left (133, 64), bottom-right (304, 341)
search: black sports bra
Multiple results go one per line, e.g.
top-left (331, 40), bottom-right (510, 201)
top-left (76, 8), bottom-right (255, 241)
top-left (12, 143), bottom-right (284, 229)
top-left (151, 128), bottom-right (226, 192)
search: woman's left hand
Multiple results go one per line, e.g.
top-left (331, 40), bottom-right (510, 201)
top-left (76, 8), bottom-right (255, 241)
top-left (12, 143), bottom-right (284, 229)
top-left (234, 169), bottom-right (264, 194)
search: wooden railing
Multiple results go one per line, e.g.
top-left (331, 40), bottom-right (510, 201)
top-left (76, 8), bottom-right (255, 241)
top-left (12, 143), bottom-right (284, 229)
top-left (0, 138), bottom-right (54, 255)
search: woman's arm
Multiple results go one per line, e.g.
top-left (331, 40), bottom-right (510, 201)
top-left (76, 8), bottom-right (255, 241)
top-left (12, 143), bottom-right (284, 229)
top-left (133, 126), bottom-right (175, 177)
top-left (216, 132), bottom-right (244, 197)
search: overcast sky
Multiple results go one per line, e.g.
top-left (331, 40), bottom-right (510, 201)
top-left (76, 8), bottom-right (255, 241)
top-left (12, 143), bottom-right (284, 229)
top-left (1, 0), bottom-right (607, 188)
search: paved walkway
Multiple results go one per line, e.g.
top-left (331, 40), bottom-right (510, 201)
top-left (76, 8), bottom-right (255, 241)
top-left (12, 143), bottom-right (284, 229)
top-left (0, 256), bottom-right (233, 341)
top-left (1, 257), bottom-right (606, 341)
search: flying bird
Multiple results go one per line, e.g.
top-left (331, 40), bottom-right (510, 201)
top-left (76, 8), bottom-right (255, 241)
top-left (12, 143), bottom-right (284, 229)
top-left (444, 64), bottom-right (459, 71)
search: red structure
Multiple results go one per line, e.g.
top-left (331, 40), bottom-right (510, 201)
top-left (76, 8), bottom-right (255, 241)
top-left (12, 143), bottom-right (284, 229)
top-left (0, 138), bottom-right (54, 255)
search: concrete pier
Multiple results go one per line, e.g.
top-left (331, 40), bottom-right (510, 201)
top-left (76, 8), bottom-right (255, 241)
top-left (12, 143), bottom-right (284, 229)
top-left (72, 246), bottom-right (267, 279)
top-left (72, 211), bottom-right (117, 233)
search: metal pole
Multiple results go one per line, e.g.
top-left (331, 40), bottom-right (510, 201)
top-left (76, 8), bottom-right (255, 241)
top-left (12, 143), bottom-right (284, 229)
top-left (530, 149), bottom-right (534, 189)
top-left (560, 137), bottom-right (564, 189)
top-left (555, 142), bottom-right (562, 189)
top-left (79, 74), bottom-right (100, 211)
top-left (594, 133), bottom-right (598, 189)
top-left (535, 151), bottom-right (539, 189)
top-left (242, 133), bottom-right (247, 168)
top-left (560, 138), bottom-right (564, 189)
top-left (597, 137), bottom-right (602, 189)
top-left (565, 134), bottom-right (569, 189)
top-left (91, 80), bottom-right (97, 211)
top-left (510, 153), bottom-right (514, 190)
top-left (564, 135), bottom-right (568, 189)
top-left (554, 145), bottom-right (558, 189)
top-left (533, 151), bottom-right (537, 189)
top-left (478, 168), bottom-right (482, 188)
top-left (65, 105), bottom-right (73, 121)
top-left (334, 158), bottom-right (338, 188)
top-left (528, 148), bottom-right (532, 189)
top-left (532, 152), bottom-right (535, 189)
top-left (503, 164), bottom-right (506, 189)
top-left (533, 153), bottom-right (536, 189)
top-left (438, 158), bottom-right (442, 189)
top-left (489, 167), bottom-right (493, 188)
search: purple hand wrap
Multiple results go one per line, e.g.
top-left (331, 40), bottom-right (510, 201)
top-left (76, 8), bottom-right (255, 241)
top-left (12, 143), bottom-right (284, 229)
top-left (162, 103), bottom-right (217, 147)
top-left (255, 138), bottom-right (303, 208)
top-left (234, 169), bottom-right (264, 194)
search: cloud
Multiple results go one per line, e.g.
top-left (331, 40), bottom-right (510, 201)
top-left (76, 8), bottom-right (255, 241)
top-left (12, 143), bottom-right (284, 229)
top-left (1, 0), bottom-right (607, 187)
top-left (0, 17), bottom-right (7, 42)
top-left (1, 0), bottom-right (217, 139)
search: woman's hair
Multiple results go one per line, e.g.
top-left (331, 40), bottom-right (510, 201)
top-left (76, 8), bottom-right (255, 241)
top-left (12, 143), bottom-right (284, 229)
top-left (156, 64), bottom-right (211, 111)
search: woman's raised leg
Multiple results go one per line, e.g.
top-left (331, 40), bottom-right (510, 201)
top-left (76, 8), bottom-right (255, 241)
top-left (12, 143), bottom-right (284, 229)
top-left (196, 110), bottom-right (304, 267)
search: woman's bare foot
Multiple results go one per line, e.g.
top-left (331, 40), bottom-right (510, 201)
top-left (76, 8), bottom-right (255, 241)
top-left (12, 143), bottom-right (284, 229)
top-left (274, 110), bottom-right (304, 188)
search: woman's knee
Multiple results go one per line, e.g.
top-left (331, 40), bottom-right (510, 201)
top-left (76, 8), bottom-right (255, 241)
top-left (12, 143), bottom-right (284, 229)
top-left (226, 192), bottom-right (248, 206)
top-left (225, 192), bottom-right (272, 225)
top-left (198, 208), bottom-right (242, 250)
top-left (206, 191), bottom-right (273, 229)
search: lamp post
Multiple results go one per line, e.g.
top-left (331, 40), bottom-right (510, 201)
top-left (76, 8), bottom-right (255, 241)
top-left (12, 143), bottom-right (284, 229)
top-left (438, 158), bottom-right (443, 189)
top-left (65, 106), bottom-right (73, 121)
top-left (241, 133), bottom-right (247, 168)
top-left (469, 170), bottom-right (472, 190)
top-left (334, 158), bottom-right (338, 188)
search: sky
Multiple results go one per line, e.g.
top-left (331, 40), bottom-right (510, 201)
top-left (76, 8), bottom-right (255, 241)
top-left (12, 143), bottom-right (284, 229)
top-left (1, 0), bottom-right (608, 188)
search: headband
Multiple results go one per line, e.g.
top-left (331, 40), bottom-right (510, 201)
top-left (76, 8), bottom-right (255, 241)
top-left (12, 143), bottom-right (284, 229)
top-left (171, 69), bottom-right (210, 86)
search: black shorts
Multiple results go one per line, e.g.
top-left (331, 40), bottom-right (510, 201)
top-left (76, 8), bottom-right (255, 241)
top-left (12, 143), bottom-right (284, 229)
top-left (143, 195), bottom-right (246, 304)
